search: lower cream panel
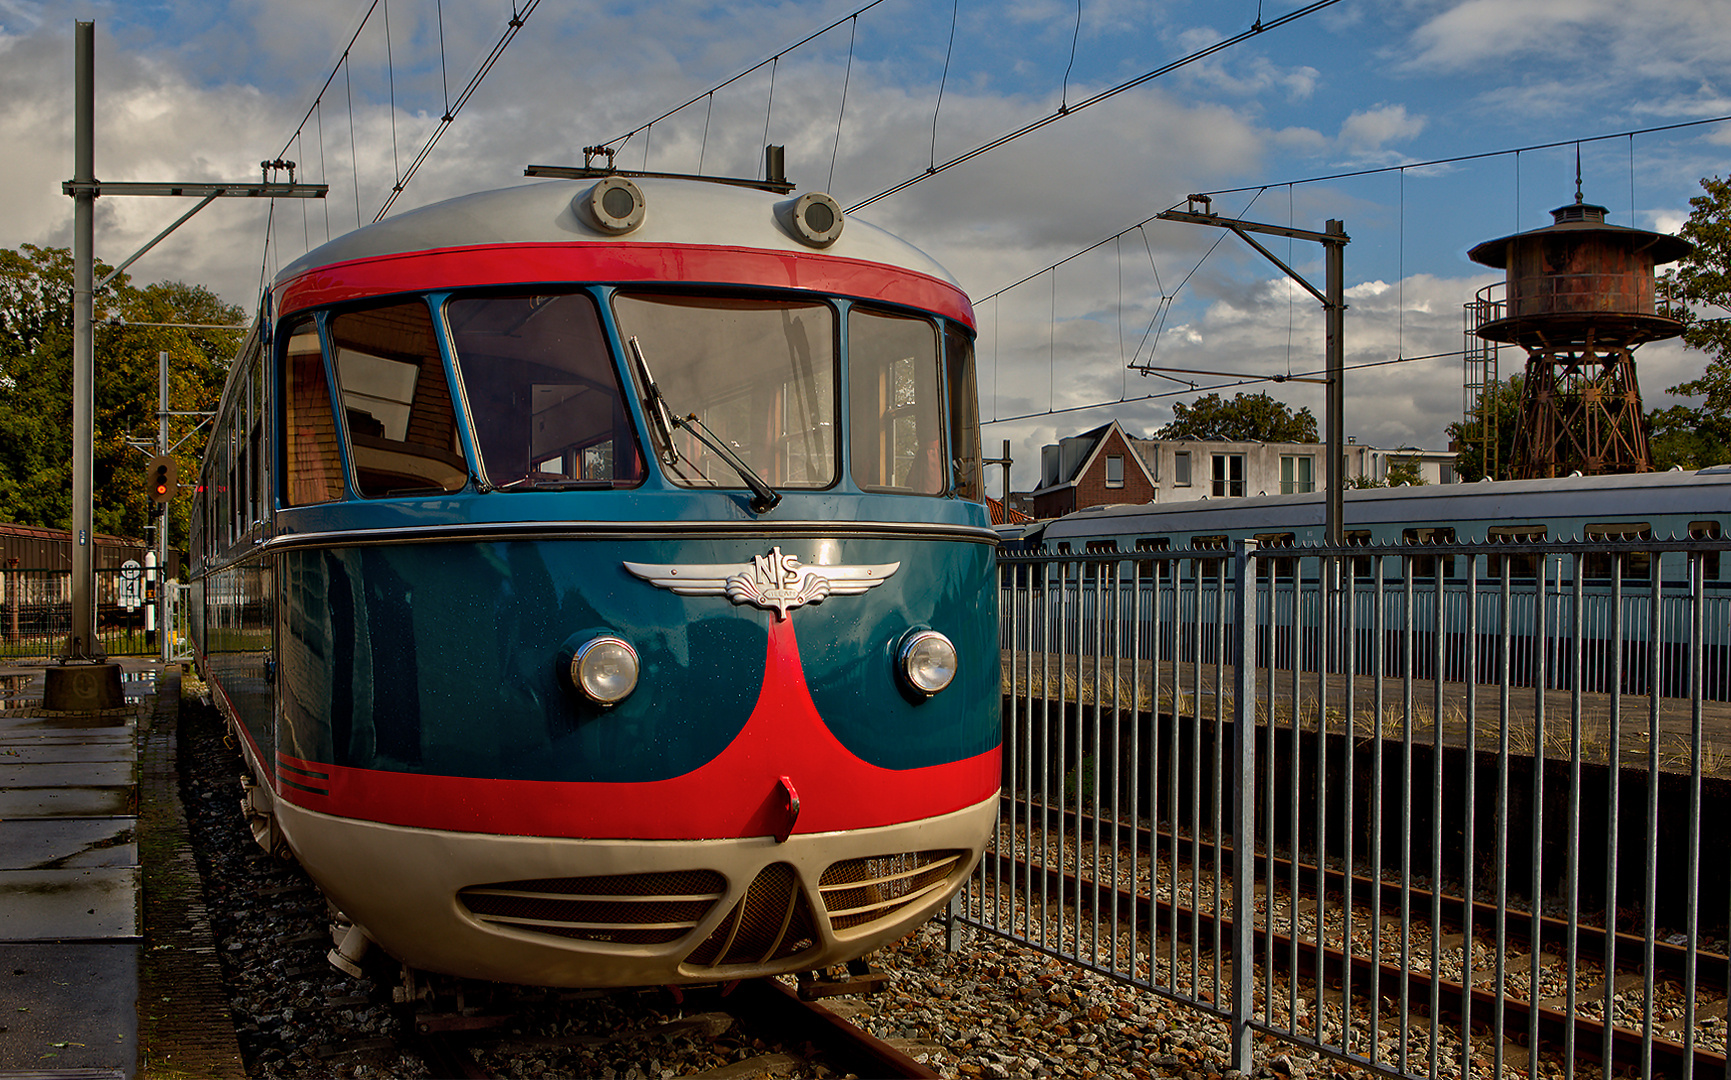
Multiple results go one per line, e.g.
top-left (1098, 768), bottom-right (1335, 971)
top-left (275, 793), bottom-right (996, 987)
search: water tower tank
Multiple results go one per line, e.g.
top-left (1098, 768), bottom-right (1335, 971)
top-left (1466, 195), bottom-right (1692, 478)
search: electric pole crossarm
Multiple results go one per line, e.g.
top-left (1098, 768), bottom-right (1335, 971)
top-left (60, 181), bottom-right (329, 198)
top-left (1155, 207), bottom-right (1348, 246)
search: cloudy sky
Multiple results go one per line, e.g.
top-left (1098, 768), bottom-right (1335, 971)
top-left (3, 0), bottom-right (1728, 490)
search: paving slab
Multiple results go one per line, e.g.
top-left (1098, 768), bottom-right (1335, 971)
top-left (0, 764), bottom-right (134, 789)
top-left (0, 869), bottom-right (139, 941)
top-left (0, 942), bottom-right (136, 1075)
top-left (0, 821), bottom-right (137, 872)
top-left (0, 788), bottom-right (134, 820)
top-left (0, 744), bottom-right (134, 765)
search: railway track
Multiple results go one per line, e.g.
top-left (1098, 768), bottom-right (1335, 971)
top-left (405, 977), bottom-right (940, 1079)
top-left (984, 797), bottom-right (1729, 1076)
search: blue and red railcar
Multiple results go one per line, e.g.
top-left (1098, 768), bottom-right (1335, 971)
top-left (191, 168), bottom-right (999, 987)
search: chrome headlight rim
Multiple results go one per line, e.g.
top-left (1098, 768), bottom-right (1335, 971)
top-left (571, 635), bottom-right (640, 705)
top-left (897, 628), bottom-right (957, 697)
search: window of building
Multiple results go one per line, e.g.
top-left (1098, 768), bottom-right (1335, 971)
top-left (1173, 451), bottom-right (1191, 487)
top-left (1105, 454), bottom-right (1124, 488)
top-left (1280, 454), bottom-right (1314, 495)
top-left (1211, 453), bottom-right (1245, 498)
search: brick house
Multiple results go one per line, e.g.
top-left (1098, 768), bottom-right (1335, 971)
top-left (1028, 420), bottom-right (1157, 518)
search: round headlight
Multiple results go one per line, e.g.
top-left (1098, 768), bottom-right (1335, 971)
top-left (898, 629), bottom-right (957, 697)
top-left (571, 636), bottom-right (639, 705)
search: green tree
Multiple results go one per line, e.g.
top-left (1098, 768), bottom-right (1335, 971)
top-left (1156, 391), bottom-right (1318, 442)
top-left (1448, 375), bottom-right (1524, 481)
top-left (1654, 175), bottom-right (1731, 468)
top-left (0, 244), bottom-right (242, 552)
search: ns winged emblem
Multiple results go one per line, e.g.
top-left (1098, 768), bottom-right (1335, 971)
top-left (623, 546), bottom-right (899, 620)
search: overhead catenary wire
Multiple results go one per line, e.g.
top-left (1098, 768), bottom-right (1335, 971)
top-left (847, 0), bottom-right (1342, 212)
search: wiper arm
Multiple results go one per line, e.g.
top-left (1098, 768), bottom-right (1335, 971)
top-left (628, 335), bottom-right (781, 515)
top-left (627, 336), bottom-right (681, 468)
top-left (672, 411), bottom-right (782, 515)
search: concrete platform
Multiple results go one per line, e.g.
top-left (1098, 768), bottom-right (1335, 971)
top-left (0, 664), bottom-right (147, 1079)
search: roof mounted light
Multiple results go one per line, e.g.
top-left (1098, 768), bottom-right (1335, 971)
top-left (583, 176), bottom-right (646, 235)
top-left (786, 191), bottom-right (844, 248)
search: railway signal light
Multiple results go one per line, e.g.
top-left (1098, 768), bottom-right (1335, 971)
top-left (147, 455), bottom-right (178, 503)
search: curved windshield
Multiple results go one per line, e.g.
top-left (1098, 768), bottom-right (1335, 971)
top-left (612, 293), bottom-right (836, 490)
top-left (445, 292), bottom-right (643, 490)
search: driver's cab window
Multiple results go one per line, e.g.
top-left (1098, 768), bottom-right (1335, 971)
top-left (328, 300), bottom-right (468, 498)
top-left (849, 307), bottom-right (944, 494)
top-left (445, 291), bottom-right (643, 491)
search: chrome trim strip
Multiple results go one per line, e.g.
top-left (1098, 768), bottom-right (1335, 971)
top-left (261, 518), bottom-right (999, 552)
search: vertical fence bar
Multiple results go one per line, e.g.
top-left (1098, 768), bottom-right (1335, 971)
top-left (1685, 550), bottom-right (1703, 1080)
top-left (1565, 556), bottom-right (1584, 1078)
top-left (1231, 539), bottom-right (1257, 1072)
top-left (1399, 556), bottom-right (1414, 1073)
top-left (1643, 553), bottom-right (1661, 1078)
top-left (1527, 554), bottom-right (1548, 1080)
top-left (1460, 551), bottom-right (1479, 1075)
top-left (1494, 561), bottom-right (1512, 1076)
top-left (1603, 557), bottom-right (1623, 1073)
top-left (1340, 552), bottom-right (1356, 1063)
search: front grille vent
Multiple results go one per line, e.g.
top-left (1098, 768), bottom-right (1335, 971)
top-left (818, 850), bottom-right (964, 931)
top-left (458, 870), bottom-right (727, 945)
top-left (684, 863), bottom-right (818, 970)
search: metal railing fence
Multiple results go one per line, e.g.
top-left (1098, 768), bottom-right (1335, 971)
top-left (0, 567), bottom-right (175, 659)
top-left (963, 537), bottom-right (1730, 1080)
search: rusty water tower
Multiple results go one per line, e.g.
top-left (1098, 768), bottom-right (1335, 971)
top-left (1467, 191), bottom-right (1692, 478)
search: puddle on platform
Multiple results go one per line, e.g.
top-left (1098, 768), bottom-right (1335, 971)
top-left (0, 673), bottom-right (43, 709)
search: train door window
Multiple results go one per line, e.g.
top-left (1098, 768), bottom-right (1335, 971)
top-left (448, 291), bottom-right (642, 490)
top-left (1280, 455), bottom-right (1314, 494)
top-left (1211, 454), bottom-right (1245, 498)
top-left (282, 317), bottom-right (346, 506)
top-left (944, 322), bottom-right (983, 501)
top-left (327, 301), bottom-right (468, 498)
top-left (1486, 525), bottom-right (1545, 578)
top-left (1401, 526), bottom-right (1456, 579)
top-left (848, 306), bottom-right (943, 494)
top-left (1584, 523), bottom-right (1652, 580)
top-left (1173, 451), bottom-right (1191, 487)
top-left (1253, 532), bottom-right (1297, 578)
top-left (612, 292), bottom-right (835, 490)
top-left (1688, 520), bottom-right (1721, 581)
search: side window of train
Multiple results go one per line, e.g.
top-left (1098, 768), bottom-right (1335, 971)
top-left (281, 316), bottom-right (346, 506)
top-left (1486, 525), bottom-right (1545, 579)
top-left (328, 301), bottom-right (468, 498)
top-left (1401, 526), bottom-right (1457, 579)
top-left (1584, 522), bottom-right (1652, 580)
top-left (849, 307), bottom-right (944, 495)
top-left (944, 322), bottom-right (983, 501)
top-left (1689, 520), bottom-right (1722, 581)
top-left (1252, 531), bottom-right (1296, 579)
top-left (1344, 529), bottom-right (1374, 579)
top-left (1190, 533), bottom-right (1227, 577)
top-left (448, 291), bottom-right (643, 490)
top-left (1083, 539), bottom-right (1117, 578)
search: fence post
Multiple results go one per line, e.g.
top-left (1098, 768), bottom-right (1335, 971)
top-left (1231, 538), bottom-right (1258, 1072)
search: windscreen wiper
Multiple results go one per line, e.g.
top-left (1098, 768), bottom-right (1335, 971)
top-left (627, 335), bottom-right (782, 515)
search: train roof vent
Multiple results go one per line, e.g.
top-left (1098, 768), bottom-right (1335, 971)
top-left (582, 176), bottom-right (646, 235)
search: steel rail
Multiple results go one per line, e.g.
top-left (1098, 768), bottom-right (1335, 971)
top-left (723, 977), bottom-right (940, 1078)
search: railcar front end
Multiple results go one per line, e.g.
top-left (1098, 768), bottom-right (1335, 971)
top-left (191, 176), bottom-right (1001, 987)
